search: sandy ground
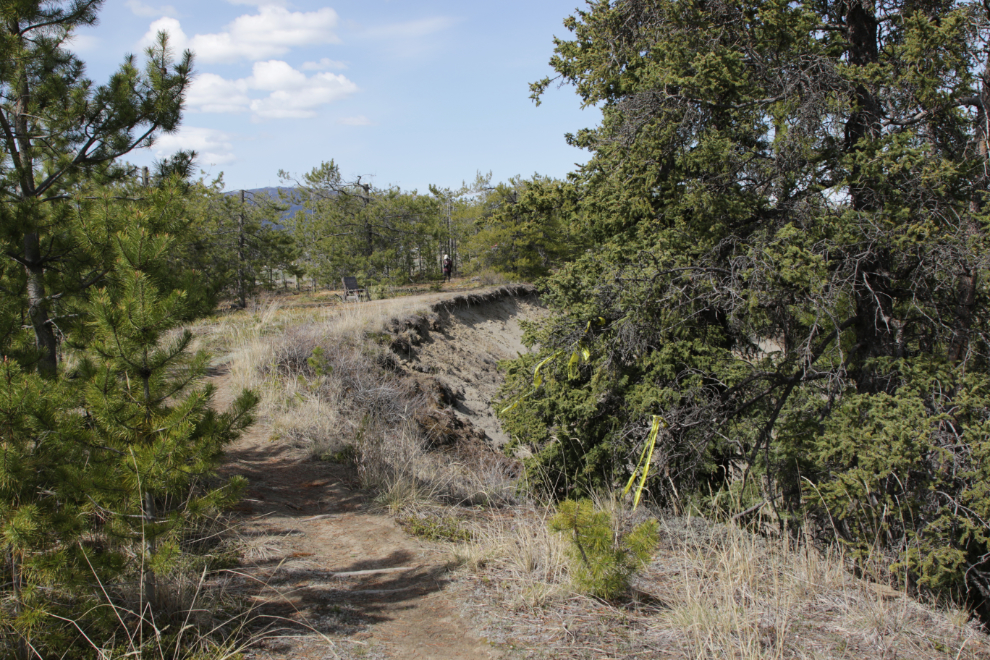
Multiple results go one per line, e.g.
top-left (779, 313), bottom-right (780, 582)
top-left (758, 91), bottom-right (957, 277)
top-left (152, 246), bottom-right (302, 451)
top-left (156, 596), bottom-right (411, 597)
top-left (215, 422), bottom-right (502, 660)
top-left (211, 288), bottom-right (543, 659)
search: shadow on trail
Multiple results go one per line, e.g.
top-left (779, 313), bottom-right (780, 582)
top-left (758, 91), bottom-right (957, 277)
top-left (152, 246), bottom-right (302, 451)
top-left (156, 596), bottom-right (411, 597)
top-left (219, 425), bottom-right (455, 642)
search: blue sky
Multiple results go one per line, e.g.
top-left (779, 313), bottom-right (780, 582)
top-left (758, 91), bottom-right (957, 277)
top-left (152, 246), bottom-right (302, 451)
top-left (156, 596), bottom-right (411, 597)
top-left (70, 0), bottom-right (595, 192)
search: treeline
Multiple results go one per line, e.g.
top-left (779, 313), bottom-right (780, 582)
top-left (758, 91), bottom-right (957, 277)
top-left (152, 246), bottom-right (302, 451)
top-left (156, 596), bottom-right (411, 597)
top-left (187, 164), bottom-right (586, 302)
top-left (281, 163), bottom-right (586, 288)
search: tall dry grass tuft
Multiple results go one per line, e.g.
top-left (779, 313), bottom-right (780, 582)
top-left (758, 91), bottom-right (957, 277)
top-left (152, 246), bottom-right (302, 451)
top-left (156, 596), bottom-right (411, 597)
top-left (635, 516), bottom-right (989, 658)
top-left (4, 520), bottom-right (263, 660)
top-left (454, 505), bottom-right (571, 609)
top-left (79, 570), bottom-right (254, 660)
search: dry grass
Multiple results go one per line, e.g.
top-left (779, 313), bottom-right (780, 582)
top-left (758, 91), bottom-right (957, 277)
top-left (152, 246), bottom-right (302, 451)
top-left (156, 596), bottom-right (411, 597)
top-left (453, 504), bottom-right (571, 610)
top-left (453, 508), bottom-right (989, 659)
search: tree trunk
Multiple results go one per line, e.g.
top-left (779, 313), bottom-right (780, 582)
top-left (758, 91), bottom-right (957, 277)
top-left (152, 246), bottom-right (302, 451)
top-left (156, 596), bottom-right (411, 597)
top-left (10, 549), bottom-right (28, 660)
top-left (949, 89), bottom-right (988, 365)
top-left (844, 0), bottom-right (881, 212)
top-left (142, 491), bottom-right (156, 611)
top-left (14, 64), bottom-right (58, 377)
top-left (24, 232), bottom-right (57, 378)
top-left (844, 0), bottom-right (896, 394)
top-left (237, 190), bottom-right (246, 308)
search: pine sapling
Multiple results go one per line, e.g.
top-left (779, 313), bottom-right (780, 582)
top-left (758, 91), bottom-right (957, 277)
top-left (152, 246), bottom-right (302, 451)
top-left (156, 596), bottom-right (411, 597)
top-left (550, 499), bottom-right (658, 599)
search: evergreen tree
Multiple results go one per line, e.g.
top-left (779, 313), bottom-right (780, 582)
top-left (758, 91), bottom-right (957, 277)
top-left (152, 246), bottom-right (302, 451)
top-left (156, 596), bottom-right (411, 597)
top-left (284, 161), bottom-right (439, 286)
top-left (0, 354), bottom-right (94, 653)
top-left (82, 218), bottom-right (255, 609)
top-left (503, 0), bottom-right (990, 611)
top-left (183, 180), bottom-right (299, 307)
top-left (465, 175), bottom-right (585, 278)
top-left (0, 0), bottom-right (192, 376)
top-left (0, 197), bottom-right (256, 655)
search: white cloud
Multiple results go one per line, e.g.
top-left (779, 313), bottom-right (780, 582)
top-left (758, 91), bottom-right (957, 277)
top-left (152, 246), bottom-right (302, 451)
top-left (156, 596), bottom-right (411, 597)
top-left (185, 61), bottom-right (358, 120)
top-left (362, 17), bottom-right (458, 40)
top-left (142, 17), bottom-right (188, 51)
top-left (227, 0), bottom-right (286, 5)
top-left (302, 57), bottom-right (347, 71)
top-left (249, 60), bottom-right (307, 91)
top-left (141, 7), bottom-right (341, 64)
top-left (66, 33), bottom-right (100, 54)
top-left (126, 0), bottom-right (178, 18)
top-left (337, 116), bottom-right (372, 126)
top-left (250, 71), bottom-right (357, 119)
top-left (154, 127), bottom-right (236, 165)
top-left (186, 73), bottom-right (251, 113)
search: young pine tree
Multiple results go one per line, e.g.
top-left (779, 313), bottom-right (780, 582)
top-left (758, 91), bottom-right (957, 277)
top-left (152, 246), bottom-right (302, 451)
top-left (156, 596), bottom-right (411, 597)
top-left (80, 218), bottom-right (256, 608)
top-left (550, 499), bottom-right (658, 599)
top-left (1, 203), bottom-right (255, 654)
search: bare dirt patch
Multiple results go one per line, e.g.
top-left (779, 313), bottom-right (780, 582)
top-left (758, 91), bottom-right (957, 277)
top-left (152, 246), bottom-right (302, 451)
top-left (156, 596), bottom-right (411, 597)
top-left (386, 286), bottom-right (546, 449)
top-left (214, 416), bottom-right (503, 660)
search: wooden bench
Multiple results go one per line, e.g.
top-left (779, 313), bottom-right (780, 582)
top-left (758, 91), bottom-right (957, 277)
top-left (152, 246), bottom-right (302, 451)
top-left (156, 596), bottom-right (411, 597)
top-left (341, 276), bottom-right (370, 302)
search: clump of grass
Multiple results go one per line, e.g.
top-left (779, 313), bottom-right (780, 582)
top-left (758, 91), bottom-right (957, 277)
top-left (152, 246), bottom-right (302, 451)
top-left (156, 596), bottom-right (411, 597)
top-left (398, 512), bottom-right (472, 542)
top-left (473, 269), bottom-right (512, 287)
top-left (321, 444), bottom-right (357, 465)
top-left (454, 504), bottom-right (571, 609)
top-left (372, 471), bottom-right (442, 514)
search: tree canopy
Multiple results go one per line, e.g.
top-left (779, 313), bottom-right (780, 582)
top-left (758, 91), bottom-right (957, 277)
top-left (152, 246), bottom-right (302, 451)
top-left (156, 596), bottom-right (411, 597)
top-left (500, 0), bottom-right (990, 613)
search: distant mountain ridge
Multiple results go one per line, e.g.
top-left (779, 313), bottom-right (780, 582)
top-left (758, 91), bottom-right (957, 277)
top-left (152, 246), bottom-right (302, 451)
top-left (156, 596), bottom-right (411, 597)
top-left (223, 186), bottom-right (307, 218)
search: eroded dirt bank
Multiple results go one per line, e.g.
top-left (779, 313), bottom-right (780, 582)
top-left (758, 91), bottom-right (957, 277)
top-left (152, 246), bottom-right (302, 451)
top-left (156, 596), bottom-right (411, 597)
top-left (214, 286), bottom-right (543, 660)
top-left (386, 284), bottom-right (545, 449)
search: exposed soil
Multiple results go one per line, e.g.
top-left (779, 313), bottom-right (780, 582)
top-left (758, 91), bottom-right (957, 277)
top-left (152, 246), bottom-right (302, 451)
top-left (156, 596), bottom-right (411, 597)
top-left (215, 423), bottom-right (501, 660)
top-left (212, 287), bottom-right (543, 659)
top-left (386, 286), bottom-right (546, 449)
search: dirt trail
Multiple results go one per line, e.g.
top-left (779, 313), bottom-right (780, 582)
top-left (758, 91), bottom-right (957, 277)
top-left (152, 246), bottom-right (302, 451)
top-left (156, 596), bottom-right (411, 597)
top-left (212, 289), bottom-right (541, 659)
top-left (215, 420), bottom-right (499, 659)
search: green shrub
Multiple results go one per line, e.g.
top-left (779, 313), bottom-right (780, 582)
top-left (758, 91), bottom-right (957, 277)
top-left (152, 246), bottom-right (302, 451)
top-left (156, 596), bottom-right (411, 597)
top-left (550, 499), bottom-right (658, 599)
top-left (397, 513), bottom-right (472, 542)
top-left (306, 346), bottom-right (334, 376)
top-left (372, 282), bottom-right (394, 300)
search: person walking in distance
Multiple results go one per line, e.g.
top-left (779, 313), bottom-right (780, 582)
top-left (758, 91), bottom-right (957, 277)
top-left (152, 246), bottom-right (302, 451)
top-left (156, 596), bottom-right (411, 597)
top-left (442, 254), bottom-right (453, 282)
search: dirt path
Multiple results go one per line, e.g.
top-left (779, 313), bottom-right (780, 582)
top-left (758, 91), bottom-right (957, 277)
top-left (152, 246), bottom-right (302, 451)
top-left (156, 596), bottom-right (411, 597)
top-left (202, 287), bottom-right (549, 658)
top-left (214, 407), bottom-right (502, 660)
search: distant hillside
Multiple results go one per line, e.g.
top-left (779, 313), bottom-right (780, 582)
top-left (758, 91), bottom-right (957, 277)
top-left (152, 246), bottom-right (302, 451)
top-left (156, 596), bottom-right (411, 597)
top-left (221, 186), bottom-right (316, 230)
